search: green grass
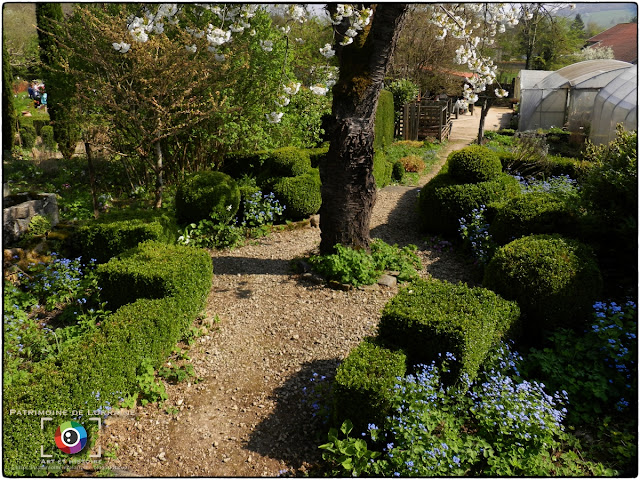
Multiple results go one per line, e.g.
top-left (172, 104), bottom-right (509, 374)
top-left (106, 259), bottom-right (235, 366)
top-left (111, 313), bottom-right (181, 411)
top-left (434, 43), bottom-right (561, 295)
top-left (14, 92), bottom-right (50, 121)
top-left (386, 140), bottom-right (442, 186)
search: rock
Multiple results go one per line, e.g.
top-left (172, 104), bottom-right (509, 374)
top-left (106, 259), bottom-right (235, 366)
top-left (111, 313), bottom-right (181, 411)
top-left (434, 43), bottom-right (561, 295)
top-left (2, 193), bottom-right (59, 244)
top-left (378, 274), bottom-right (397, 287)
top-left (309, 215), bottom-right (320, 228)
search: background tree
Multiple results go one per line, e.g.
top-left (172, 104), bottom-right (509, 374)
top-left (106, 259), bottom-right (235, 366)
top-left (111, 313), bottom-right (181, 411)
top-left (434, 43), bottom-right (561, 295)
top-left (389, 4), bottom-right (464, 96)
top-left (2, 36), bottom-right (17, 153)
top-left (36, 2), bottom-right (81, 159)
top-left (516, 3), bottom-right (576, 70)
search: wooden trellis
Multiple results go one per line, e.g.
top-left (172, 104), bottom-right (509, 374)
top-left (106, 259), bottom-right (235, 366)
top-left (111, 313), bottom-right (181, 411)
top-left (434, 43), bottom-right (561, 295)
top-left (399, 99), bottom-right (453, 142)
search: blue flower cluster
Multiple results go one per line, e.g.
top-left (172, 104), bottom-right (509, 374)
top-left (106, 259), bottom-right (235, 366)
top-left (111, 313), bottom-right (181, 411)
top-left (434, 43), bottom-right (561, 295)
top-left (458, 205), bottom-right (496, 264)
top-left (302, 371), bottom-right (331, 424)
top-left (240, 191), bottom-right (286, 228)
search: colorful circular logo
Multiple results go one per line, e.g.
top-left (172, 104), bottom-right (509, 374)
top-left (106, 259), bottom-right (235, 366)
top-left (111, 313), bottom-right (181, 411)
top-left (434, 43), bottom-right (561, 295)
top-left (54, 421), bottom-right (87, 454)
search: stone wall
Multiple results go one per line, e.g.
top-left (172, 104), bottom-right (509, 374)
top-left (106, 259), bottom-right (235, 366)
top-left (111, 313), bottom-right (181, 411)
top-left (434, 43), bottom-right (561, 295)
top-left (3, 193), bottom-right (59, 244)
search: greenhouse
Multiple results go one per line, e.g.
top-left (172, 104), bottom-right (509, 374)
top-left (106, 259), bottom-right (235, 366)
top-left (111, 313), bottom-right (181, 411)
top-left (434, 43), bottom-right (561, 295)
top-left (517, 60), bottom-right (637, 136)
top-left (589, 66), bottom-right (637, 145)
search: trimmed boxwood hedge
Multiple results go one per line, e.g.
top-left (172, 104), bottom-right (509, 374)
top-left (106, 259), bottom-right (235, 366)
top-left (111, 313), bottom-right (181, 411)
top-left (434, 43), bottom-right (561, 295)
top-left (374, 89), bottom-right (395, 152)
top-left (373, 150), bottom-right (394, 189)
top-left (268, 146), bottom-right (312, 177)
top-left (76, 209), bottom-right (178, 263)
top-left (3, 241), bottom-right (213, 476)
top-left (447, 145), bottom-right (502, 184)
top-left (97, 240), bottom-right (212, 313)
top-left (378, 279), bottom-right (520, 385)
top-left (488, 192), bottom-right (580, 245)
top-left (19, 124), bottom-right (36, 149)
top-left (175, 170), bottom-right (240, 225)
top-left (272, 169), bottom-right (322, 219)
top-left (418, 172), bottom-right (521, 236)
top-left (499, 152), bottom-right (593, 180)
top-left (483, 234), bottom-right (603, 333)
top-left (333, 338), bottom-right (407, 432)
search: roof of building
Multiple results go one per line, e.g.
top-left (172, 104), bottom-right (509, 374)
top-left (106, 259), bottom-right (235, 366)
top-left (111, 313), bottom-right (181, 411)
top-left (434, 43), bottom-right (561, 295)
top-left (586, 23), bottom-right (638, 64)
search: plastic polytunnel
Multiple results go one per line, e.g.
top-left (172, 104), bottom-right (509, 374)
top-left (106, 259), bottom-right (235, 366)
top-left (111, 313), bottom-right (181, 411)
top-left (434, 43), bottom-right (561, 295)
top-left (589, 66), bottom-right (638, 145)
top-left (518, 60), bottom-right (636, 133)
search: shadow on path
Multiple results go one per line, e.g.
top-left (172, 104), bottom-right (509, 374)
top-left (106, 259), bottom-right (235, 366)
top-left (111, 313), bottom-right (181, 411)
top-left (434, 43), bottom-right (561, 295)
top-left (212, 256), bottom-right (292, 276)
top-left (245, 358), bottom-right (340, 474)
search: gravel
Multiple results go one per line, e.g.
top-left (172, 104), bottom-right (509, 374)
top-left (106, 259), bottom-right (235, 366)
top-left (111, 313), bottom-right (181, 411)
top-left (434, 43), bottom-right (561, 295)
top-left (93, 110), bottom-right (511, 477)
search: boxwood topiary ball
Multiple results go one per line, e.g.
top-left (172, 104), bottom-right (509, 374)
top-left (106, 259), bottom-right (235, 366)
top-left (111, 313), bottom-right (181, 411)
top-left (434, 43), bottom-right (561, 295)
top-left (175, 171), bottom-right (240, 225)
top-left (447, 145), bottom-right (502, 184)
top-left (272, 169), bottom-right (322, 220)
top-left (483, 234), bottom-right (603, 334)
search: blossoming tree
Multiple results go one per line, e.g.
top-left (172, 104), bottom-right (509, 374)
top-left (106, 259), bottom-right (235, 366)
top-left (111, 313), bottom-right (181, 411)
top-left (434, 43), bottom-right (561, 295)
top-left (65, 3), bottom-right (522, 250)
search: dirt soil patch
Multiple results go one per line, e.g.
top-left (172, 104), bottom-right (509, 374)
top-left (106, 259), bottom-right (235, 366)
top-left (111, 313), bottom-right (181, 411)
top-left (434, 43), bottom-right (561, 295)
top-left (94, 109), bottom-right (512, 477)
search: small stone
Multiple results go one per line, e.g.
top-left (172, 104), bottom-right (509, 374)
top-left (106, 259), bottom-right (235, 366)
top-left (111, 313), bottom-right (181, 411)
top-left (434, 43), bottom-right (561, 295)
top-left (378, 274), bottom-right (397, 287)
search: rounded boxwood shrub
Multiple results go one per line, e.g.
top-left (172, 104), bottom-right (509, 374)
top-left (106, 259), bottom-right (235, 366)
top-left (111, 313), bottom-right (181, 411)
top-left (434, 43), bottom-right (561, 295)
top-left (175, 171), bottom-right (240, 225)
top-left (272, 169), bottom-right (322, 219)
top-left (419, 172), bottom-right (520, 236)
top-left (19, 124), bottom-right (36, 149)
top-left (483, 234), bottom-right (603, 333)
top-left (489, 192), bottom-right (579, 245)
top-left (447, 145), bottom-right (502, 183)
top-left (392, 160), bottom-right (405, 182)
top-left (268, 147), bottom-right (312, 177)
top-left (333, 338), bottom-right (406, 432)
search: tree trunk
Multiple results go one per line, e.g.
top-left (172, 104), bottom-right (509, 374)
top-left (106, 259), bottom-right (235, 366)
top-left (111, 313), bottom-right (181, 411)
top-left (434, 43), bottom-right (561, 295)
top-left (477, 97), bottom-right (495, 144)
top-left (85, 142), bottom-right (100, 219)
top-left (319, 4), bottom-right (408, 254)
top-left (154, 141), bottom-right (163, 208)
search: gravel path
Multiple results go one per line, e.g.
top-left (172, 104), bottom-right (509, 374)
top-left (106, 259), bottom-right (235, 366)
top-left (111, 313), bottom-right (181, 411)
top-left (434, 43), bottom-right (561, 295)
top-left (95, 109), bottom-right (511, 477)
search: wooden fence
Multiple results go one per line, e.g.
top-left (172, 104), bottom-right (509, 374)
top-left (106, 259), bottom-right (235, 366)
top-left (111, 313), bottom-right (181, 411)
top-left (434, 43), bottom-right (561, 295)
top-left (397, 98), bottom-right (454, 142)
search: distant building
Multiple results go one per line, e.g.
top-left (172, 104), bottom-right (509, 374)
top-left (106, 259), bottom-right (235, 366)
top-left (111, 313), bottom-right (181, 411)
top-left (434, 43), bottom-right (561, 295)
top-left (585, 23), bottom-right (638, 64)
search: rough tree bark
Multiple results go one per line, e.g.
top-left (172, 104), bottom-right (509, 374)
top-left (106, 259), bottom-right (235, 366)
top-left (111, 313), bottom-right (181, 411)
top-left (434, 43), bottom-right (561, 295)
top-left (319, 4), bottom-right (409, 254)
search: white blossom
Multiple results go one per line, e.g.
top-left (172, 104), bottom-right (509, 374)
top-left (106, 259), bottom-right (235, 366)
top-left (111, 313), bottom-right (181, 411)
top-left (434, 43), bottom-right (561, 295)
top-left (229, 22), bottom-right (245, 33)
top-left (288, 5), bottom-right (306, 23)
top-left (345, 28), bottom-right (358, 38)
top-left (339, 36), bottom-right (353, 46)
top-left (185, 44), bottom-right (197, 53)
top-left (310, 84), bottom-right (329, 95)
top-left (495, 88), bottom-right (509, 98)
top-left (266, 112), bottom-right (284, 123)
top-left (260, 40), bottom-right (274, 52)
top-left (435, 28), bottom-right (447, 40)
top-left (320, 44), bottom-right (335, 58)
top-left (275, 95), bottom-right (290, 107)
top-left (295, 37), bottom-right (305, 44)
top-left (207, 28), bottom-right (231, 46)
top-left (112, 42), bottom-right (131, 53)
top-left (282, 82), bottom-right (301, 96)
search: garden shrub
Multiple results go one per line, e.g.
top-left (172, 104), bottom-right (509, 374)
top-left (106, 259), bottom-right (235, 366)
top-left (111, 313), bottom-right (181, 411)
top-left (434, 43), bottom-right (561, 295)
top-left (32, 119), bottom-right (48, 136)
top-left (378, 278), bottom-right (520, 384)
top-left (267, 146), bottom-right (312, 177)
top-left (447, 145), bottom-right (502, 183)
top-left (40, 125), bottom-right (56, 151)
top-left (489, 192), bottom-right (579, 245)
top-left (76, 209), bottom-right (178, 263)
top-left (3, 241), bottom-right (213, 476)
top-left (373, 150), bottom-right (393, 189)
top-left (483, 234), bottom-right (603, 333)
top-left (222, 150), bottom-right (271, 178)
top-left (308, 145), bottom-right (329, 168)
top-left (19, 124), bottom-right (36, 149)
top-left (419, 173), bottom-right (520, 236)
top-left (391, 160), bottom-right (405, 183)
top-left (333, 338), bottom-right (407, 432)
top-left (97, 240), bottom-right (213, 314)
top-left (175, 170), bottom-right (240, 225)
top-left (374, 89), bottom-right (395, 152)
top-left (272, 169), bottom-right (321, 219)
top-left (501, 153), bottom-right (593, 180)
top-left (399, 155), bottom-right (425, 173)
